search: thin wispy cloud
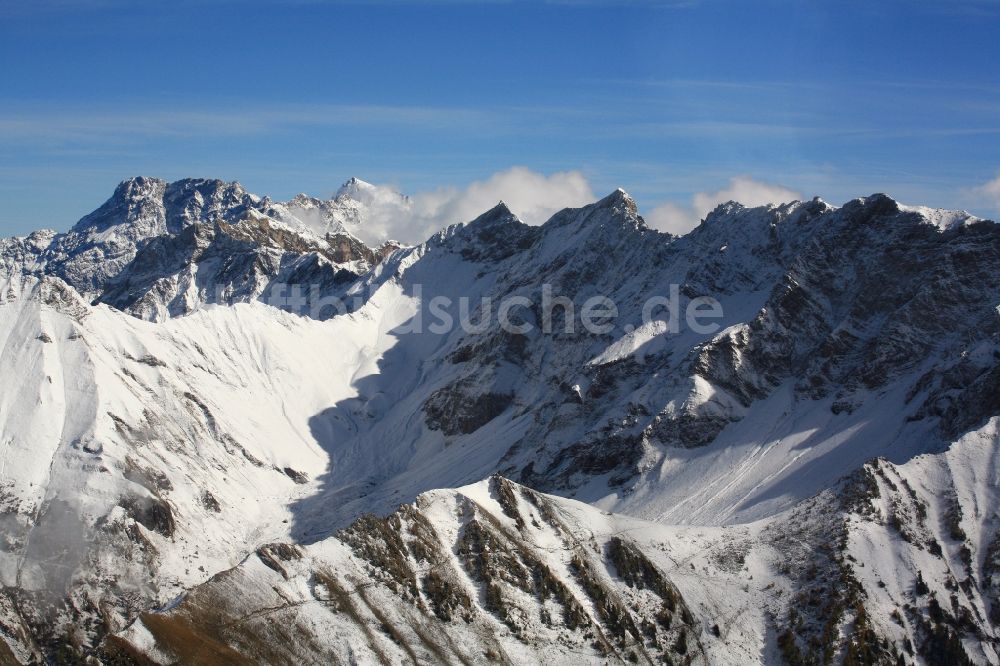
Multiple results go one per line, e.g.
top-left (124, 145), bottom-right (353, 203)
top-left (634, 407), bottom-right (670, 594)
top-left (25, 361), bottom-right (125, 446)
top-left (0, 101), bottom-right (873, 149)
top-left (0, 103), bottom-right (861, 143)
top-left (0, 104), bottom-right (495, 143)
top-left (0, 0), bottom-right (697, 13)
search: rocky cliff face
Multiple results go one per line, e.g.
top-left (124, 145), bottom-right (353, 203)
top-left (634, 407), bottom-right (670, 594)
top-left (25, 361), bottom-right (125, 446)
top-left (0, 179), bottom-right (997, 663)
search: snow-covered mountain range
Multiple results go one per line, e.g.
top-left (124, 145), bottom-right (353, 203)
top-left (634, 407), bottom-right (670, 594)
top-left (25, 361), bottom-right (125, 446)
top-left (0, 177), bottom-right (998, 664)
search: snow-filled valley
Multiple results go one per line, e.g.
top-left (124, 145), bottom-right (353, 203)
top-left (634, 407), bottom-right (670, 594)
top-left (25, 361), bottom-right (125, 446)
top-left (0, 176), bottom-right (998, 664)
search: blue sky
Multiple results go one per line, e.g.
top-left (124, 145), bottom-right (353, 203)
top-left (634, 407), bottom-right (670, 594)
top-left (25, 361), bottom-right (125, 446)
top-left (1, 0), bottom-right (999, 236)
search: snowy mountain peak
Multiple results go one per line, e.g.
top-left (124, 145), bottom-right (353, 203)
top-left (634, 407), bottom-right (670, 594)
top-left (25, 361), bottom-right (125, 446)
top-left (835, 192), bottom-right (990, 234)
top-left (703, 200), bottom-right (748, 223)
top-left (846, 192), bottom-right (900, 215)
top-left (72, 175), bottom-right (167, 233)
top-left (597, 186), bottom-right (637, 211)
top-left (161, 177), bottom-right (260, 233)
top-left (73, 176), bottom-right (260, 237)
top-left (898, 201), bottom-right (987, 232)
top-left (469, 200), bottom-right (517, 225)
top-left (115, 174), bottom-right (167, 194)
top-left (333, 176), bottom-right (410, 206)
top-left (335, 176), bottom-right (375, 199)
top-left (439, 200), bottom-right (536, 262)
top-left (288, 192), bottom-right (317, 206)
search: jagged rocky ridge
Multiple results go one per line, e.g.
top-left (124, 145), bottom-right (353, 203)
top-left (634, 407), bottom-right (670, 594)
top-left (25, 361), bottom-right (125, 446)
top-left (0, 176), bottom-right (401, 321)
top-left (0, 178), bottom-right (997, 663)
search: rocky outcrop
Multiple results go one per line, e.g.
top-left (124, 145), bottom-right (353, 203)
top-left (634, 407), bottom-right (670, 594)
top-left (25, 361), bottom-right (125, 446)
top-left (110, 477), bottom-right (709, 665)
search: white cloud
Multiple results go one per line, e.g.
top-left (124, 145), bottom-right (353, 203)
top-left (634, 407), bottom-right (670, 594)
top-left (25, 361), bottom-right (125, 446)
top-left (329, 170), bottom-right (802, 245)
top-left (972, 172), bottom-right (1000, 210)
top-left (645, 175), bottom-right (801, 235)
top-left (356, 167), bottom-right (596, 244)
top-left (643, 201), bottom-right (699, 236)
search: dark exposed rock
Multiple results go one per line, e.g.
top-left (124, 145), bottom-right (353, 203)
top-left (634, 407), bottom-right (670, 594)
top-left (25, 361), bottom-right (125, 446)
top-left (135, 354), bottom-right (166, 367)
top-left (608, 537), bottom-right (681, 605)
top-left (256, 543), bottom-right (302, 579)
top-left (282, 467), bottom-right (309, 484)
top-left (200, 491), bottom-right (221, 513)
top-left (120, 495), bottom-right (175, 538)
top-left (324, 230), bottom-right (380, 265)
top-left (424, 383), bottom-right (514, 436)
top-left (490, 475), bottom-right (525, 529)
top-left (449, 203), bottom-right (541, 263)
top-left (123, 458), bottom-right (173, 493)
top-left (338, 513), bottom-right (420, 599)
top-left (421, 570), bottom-right (473, 622)
top-left (569, 552), bottom-right (642, 647)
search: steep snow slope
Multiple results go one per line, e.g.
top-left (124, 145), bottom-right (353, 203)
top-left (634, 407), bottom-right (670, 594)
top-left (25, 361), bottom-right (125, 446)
top-left (111, 424), bottom-right (1000, 666)
top-left (0, 272), bottom-right (421, 656)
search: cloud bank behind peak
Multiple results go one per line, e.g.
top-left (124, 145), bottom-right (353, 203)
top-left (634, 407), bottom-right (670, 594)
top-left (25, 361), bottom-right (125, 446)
top-left (347, 167), bottom-right (596, 244)
top-left (644, 176), bottom-right (802, 236)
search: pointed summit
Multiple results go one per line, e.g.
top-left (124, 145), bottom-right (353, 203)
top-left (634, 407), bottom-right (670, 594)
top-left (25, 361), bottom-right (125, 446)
top-left (466, 201), bottom-right (518, 230)
top-left (595, 187), bottom-right (638, 215)
top-left (490, 200), bottom-right (514, 217)
top-left (73, 176), bottom-right (167, 233)
top-left (335, 177), bottom-right (377, 200)
top-left (449, 200), bottom-right (537, 261)
top-left (333, 177), bottom-right (410, 208)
